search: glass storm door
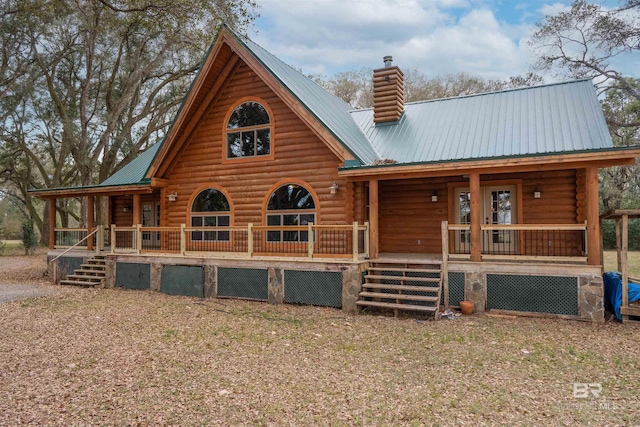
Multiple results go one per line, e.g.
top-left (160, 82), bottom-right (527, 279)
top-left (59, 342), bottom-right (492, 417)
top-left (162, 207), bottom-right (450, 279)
top-left (454, 191), bottom-right (471, 254)
top-left (483, 186), bottom-right (516, 254)
top-left (453, 185), bottom-right (517, 255)
top-left (141, 202), bottom-right (160, 248)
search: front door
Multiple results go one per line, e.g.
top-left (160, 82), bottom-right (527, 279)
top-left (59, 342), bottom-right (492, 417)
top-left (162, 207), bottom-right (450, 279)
top-left (141, 202), bottom-right (160, 249)
top-left (483, 186), bottom-right (516, 254)
top-left (453, 185), bottom-right (517, 255)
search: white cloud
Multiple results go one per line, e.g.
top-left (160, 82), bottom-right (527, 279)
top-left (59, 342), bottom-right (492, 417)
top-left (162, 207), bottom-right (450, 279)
top-left (539, 2), bottom-right (570, 16)
top-left (252, 0), bottom-right (540, 80)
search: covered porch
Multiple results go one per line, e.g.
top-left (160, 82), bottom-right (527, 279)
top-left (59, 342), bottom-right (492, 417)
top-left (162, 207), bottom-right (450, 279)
top-left (358, 167), bottom-right (602, 267)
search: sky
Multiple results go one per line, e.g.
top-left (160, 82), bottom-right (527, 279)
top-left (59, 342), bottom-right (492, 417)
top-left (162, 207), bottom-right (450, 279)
top-left (250, 0), bottom-right (638, 82)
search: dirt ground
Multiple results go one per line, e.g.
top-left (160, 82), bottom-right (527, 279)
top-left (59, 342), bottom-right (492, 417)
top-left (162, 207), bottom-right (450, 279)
top-left (0, 253), bottom-right (60, 303)
top-left (0, 255), bottom-right (639, 426)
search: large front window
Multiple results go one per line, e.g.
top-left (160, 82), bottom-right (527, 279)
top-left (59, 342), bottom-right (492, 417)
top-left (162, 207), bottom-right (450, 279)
top-left (226, 101), bottom-right (271, 159)
top-left (266, 184), bottom-right (316, 242)
top-left (190, 188), bottom-right (231, 241)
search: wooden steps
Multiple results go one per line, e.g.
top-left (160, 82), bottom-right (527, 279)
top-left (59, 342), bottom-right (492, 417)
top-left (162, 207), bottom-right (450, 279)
top-left (359, 292), bottom-right (439, 302)
top-left (357, 260), bottom-right (443, 318)
top-left (356, 300), bottom-right (438, 313)
top-left (59, 255), bottom-right (106, 288)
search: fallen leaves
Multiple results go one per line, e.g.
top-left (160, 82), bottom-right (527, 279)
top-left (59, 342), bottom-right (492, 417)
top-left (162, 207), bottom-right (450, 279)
top-left (0, 256), bottom-right (638, 425)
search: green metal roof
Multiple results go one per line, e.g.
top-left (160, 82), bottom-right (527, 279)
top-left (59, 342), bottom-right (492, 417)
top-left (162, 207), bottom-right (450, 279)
top-left (98, 142), bottom-right (161, 186)
top-left (236, 35), bottom-right (379, 165)
top-left (349, 79), bottom-right (613, 165)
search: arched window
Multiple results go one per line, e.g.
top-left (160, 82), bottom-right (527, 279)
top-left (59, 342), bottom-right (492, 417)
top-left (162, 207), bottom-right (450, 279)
top-left (190, 188), bottom-right (231, 241)
top-left (226, 101), bottom-right (271, 159)
top-left (266, 183), bottom-right (316, 242)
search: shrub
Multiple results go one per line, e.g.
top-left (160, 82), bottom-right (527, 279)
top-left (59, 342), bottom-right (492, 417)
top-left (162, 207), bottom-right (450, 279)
top-left (21, 218), bottom-right (38, 255)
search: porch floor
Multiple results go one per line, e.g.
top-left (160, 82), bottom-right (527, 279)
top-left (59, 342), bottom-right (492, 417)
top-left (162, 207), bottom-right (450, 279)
top-left (377, 253), bottom-right (443, 263)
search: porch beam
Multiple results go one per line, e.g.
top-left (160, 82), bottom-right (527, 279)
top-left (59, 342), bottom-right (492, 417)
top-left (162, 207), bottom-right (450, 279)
top-left (87, 196), bottom-right (95, 251)
top-left (133, 194), bottom-right (141, 226)
top-left (369, 179), bottom-right (379, 260)
top-left (49, 198), bottom-right (56, 249)
top-left (469, 173), bottom-right (481, 262)
top-left (338, 150), bottom-right (640, 181)
top-left (585, 167), bottom-right (601, 266)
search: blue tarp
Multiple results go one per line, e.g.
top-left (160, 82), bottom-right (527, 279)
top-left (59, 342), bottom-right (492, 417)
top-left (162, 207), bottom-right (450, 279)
top-left (603, 272), bottom-right (640, 321)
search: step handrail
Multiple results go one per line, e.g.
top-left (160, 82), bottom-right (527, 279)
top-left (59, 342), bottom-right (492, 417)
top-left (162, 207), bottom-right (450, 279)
top-left (49, 228), bottom-right (99, 264)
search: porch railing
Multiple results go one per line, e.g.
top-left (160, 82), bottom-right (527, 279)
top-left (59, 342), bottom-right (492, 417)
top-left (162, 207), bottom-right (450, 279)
top-left (54, 228), bottom-right (88, 248)
top-left (445, 221), bottom-right (588, 262)
top-left (100, 222), bottom-right (369, 260)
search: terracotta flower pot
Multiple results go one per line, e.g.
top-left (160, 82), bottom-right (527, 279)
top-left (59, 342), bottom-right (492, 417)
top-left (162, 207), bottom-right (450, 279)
top-left (460, 300), bottom-right (474, 315)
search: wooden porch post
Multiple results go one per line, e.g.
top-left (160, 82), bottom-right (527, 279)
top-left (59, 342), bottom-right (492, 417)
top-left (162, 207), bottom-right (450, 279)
top-left (369, 179), bottom-right (379, 260)
top-left (87, 195), bottom-right (95, 251)
top-left (585, 167), bottom-right (601, 266)
top-left (49, 198), bottom-right (56, 249)
top-left (469, 173), bottom-right (481, 262)
top-left (132, 194), bottom-right (141, 225)
top-left (621, 214), bottom-right (629, 322)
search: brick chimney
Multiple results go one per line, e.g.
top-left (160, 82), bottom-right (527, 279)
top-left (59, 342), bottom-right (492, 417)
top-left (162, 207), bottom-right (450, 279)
top-left (373, 56), bottom-right (404, 123)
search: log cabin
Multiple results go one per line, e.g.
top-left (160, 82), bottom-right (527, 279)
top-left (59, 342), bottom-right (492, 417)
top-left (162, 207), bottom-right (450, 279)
top-left (31, 26), bottom-right (640, 321)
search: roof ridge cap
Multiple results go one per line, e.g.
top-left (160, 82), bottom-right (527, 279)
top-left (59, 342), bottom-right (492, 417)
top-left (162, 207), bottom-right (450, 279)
top-left (404, 78), bottom-right (594, 106)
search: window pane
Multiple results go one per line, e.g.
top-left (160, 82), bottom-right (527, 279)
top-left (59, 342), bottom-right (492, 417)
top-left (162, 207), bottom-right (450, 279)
top-left (192, 188), bottom-right (230, 212)
top-left (256, 129), bottom-right (270, 155)
top-left (300, 214), bottom-right (314, 225)
top-left (241, 131), bottom-right (255, 157)
top-left (267, 215), bottom-right (281, 226)
top-left (283, 214), bottom-right (299, 226)
top-left (227, 132), bottom-right (241, 158)
top-left (267, 230), bottom-right (281, 242)
top-left (459, 192), bottom-right (471, 224)
top-left (283, 231), bottom-right (298, 241)
top-left (218, 216), bottom-right (230, 227)
top-left (191, 231), bottom-right (203, 241)
top-left (300, 231), bottom-right (309, 242)
top-left (267, 184), bottom-right (315, 210)
top-left (191, 216), bottom-right (203, 227)
top-left (227, 102), bottom-right (270, 129)
top-left (204, 216), bottom-right (217, 226)
top-left (204, 231), bottom-right (216, 241)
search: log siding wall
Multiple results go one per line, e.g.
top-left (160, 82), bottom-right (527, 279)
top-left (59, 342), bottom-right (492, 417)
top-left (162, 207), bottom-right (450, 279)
top-left (110, 194), bottom-right (160, 227)
top-left (163, 59), bottom-right (347, 228)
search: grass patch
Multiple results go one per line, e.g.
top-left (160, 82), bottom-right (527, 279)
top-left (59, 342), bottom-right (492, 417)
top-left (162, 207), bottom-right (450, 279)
top-left (603, 250), bottom-right (640, 277)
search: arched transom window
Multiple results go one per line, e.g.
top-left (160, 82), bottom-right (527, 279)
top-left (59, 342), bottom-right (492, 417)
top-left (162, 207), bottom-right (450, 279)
top-left (266, 184), bottom-right (316, 242)
top-left (226, 101), bottom-right (271, 159)
top-left (190, 188), bottom-right (230, 241)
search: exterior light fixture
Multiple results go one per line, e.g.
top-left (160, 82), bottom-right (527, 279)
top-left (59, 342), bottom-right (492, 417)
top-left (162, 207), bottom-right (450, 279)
top-left (534, 187), bottom-right (541, 199)
top-left (167, 192), bottom-right (178, 202)
top-left (329, 182), bottom-right (339, 195)
top-left (431, 191), bottom-right (438, 203)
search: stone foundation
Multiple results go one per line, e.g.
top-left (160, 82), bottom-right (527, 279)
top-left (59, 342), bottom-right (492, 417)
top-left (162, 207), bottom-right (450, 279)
top-left (267, 267), bottom-right (284, 305)
top-left (578, 275), bottom-right (604, 322)
top-left (464, 272), bottom-right (486, 313)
